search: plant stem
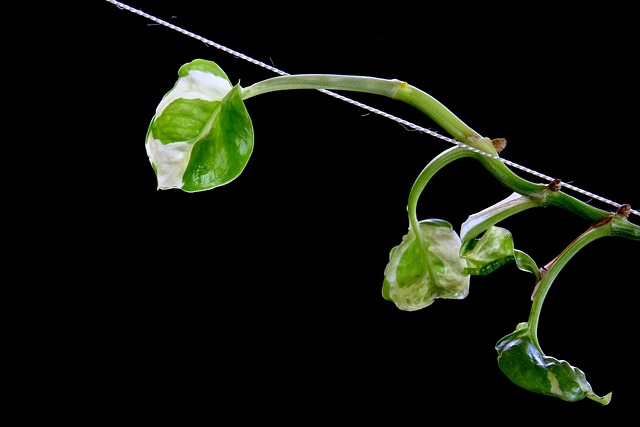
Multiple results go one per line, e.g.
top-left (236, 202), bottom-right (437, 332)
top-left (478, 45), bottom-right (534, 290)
top-left (407, 146), bottom-right (477, 230)
top-left (527, 219), bottom-right (614, 350)
top-left (241, 75), bottom-right (481, 143)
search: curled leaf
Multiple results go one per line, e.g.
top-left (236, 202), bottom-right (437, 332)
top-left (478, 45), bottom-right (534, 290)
top-left (460, 226), bottom-right (515, 275)
top-left (496, 322), bottom-right (612, 405)
top-left (460, 226), bottom-right (540, 280)
top-left (146, 59), bottom-right (254, 192)
top-left (382, 219), bottom-right (469, 311)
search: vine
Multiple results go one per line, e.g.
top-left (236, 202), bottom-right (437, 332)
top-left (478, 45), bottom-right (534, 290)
top-left (142, 59), bottom-right (639, 405)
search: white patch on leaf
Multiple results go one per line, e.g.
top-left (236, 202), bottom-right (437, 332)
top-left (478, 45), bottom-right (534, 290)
top-left (155, 70), bottom-right (232, 120)
top-left (145, 131), bottom-right (192, 190)
top-left (547, 370), bottom-right (562, 396)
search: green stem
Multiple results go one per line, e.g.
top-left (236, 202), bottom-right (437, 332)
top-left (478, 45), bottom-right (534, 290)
top-left (473, 155), bottom-right (632, 225)
top-left (407, 146), bottom-right (477, 230)
top-left (241, 75), bottom-right (481, 143)
top-left (527, 219), bottom-right (613, 350)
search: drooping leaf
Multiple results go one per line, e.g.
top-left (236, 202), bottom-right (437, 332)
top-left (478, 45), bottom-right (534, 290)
top-left (460, 225), bottom-right (541, 281)
top-left (382, 219), bottom-right (469, 311)
top-left (145, 59), bottom-right (254, 192)
top-left (496, 322), bottom-right (612, 405)
top-left (460, 226), bottom-right (515, 275)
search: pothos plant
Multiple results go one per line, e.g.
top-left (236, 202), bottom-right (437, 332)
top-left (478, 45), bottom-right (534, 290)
top-left (145, 58), bottom-right (639, 405)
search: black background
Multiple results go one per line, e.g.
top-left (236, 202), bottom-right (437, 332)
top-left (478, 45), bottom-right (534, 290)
top-left (71, 1), bottom-right (639, 422)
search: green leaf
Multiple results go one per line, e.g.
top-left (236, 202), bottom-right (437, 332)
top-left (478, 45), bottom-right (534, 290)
top-left (382, 219), bottom-right (470, 311)
top-left (460, 226), bottom-right (515, 275)
top-left (145, 59), bottom-right (254, 192)
top-left (460, 226), bottom-right (541, 281)
top-left (496, 322), bottom-right (612, 405)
